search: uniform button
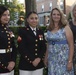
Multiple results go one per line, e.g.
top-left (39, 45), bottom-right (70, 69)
top-left (28, 58), bottom-right (29, 60)
top-left (8, 46), bottom-right (10, 48)
top-left (25, 56), bottom-right (27, 58)
top-left (0, 62), bottom-right (1, 63)
top-left (6, 31), bottom-right (8, 33)
top-left (27, 28), bottom-right (29, 30)
top-left (35, 53), bottom-right (37, 55)
top-left (8, 38), bottom-right (10, 40)
top-left (35, 49), bottom-right (37, 51)
top-left (4, 28), bottom-right (6, 30)
top-left (35, 40), bottom-right (38, 42)
top-left (5, 66), bottom-right (6, 68)
top-left (2, 64), bottom-right (4, 66)
top-left (35, 44), bottom-right (37, 46)
top-left (8, 42), bottom-right (10, 44)
top-left (7, 34), bottom-right (9, 36)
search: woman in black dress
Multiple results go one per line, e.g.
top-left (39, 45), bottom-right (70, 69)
top-left (69, 4), bottom-right (76, 75)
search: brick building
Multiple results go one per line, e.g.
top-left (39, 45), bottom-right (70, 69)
top-left (36, 0), bottom-right (76, 26)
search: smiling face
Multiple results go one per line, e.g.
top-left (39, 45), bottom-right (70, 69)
top-left (51, 9), bottom-right (61, 23)
top-left (27, 13), bottom-right (39, 28)
top-left (1, 10), bottom-right (10, 24)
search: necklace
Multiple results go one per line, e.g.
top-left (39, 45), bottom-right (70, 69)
top-left (54, 26), bottom-right (59, 29)
top-left (55, 26), bottom-right (58, 28)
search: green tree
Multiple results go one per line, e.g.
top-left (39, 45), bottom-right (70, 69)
top-left (0, 0), bottom-right (25, 21)
top-left (68, 12), bottom-right (72, 21)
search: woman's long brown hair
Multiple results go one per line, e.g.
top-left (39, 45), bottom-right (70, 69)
top-left (48, 7), bottom-right (68, 31)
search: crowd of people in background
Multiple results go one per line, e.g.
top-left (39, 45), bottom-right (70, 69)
top-left (0, 2), bottom-right (76, 75)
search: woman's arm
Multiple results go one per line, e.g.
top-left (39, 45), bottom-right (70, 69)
top-left (65, 25), bottom-right (74, 70)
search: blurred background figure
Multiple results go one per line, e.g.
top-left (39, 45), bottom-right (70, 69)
top-left (69, 3), bottom-right (76, 75)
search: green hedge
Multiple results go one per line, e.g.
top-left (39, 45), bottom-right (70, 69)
top-left (39, 26), bottom-right (47, 32)
top-left (9, 26), bottom-right (47, 75)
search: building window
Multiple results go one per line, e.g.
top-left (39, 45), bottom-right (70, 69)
top-left (60, 1), bottom-right (64, 10)
top-left (36, 0), bottom-right (43, 1)
top-left (49, 2), bottom-right (52, 11)
top-left (36, 0), bottom-right (39, 1)
top-left (39, 17), bottom-right (44, 26)
top-left (42, 4), bottom-right (44, 12)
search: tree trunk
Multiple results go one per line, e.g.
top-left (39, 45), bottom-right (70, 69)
top-left (5, 0), bottom-right (7, 5)
top-left (25, 0), bottom-right (37, 25)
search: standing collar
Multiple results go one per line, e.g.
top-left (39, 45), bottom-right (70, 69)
top-left (29, 25), bottom-right (36, 31)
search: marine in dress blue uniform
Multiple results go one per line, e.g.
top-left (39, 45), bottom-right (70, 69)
top-left (0, 24), bottom-right (17, 73)
top-left (18, 25), bottom-right (46, 74)
top-left (0, 5), bottom-right (17, 75)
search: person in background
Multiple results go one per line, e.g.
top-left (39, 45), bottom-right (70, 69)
top-left (44, 7), bottom-right (74, 75)
top-left (69, 3), bottom-right (76, 75)
top-left (17, 11), bottom-right (46, 75)
top-left (0, 5), bottom-right (17, 75)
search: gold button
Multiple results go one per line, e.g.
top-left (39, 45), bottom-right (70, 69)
top-left (4, 28), bottom-right (6, 30)
top-left (35, 53), bottom-right (37, 55)
top-left (8, 42), bottom-right (10, 44)
top-left (6, 31), bottom-right (8, 33)
top-left (35, 44), bottom-right (37, 46)
top-left (28, 58), bottom-right (29, 60)
top-left (2, 64), bottom-right (4, 66)
top-left (8, 46), bottom-right (10, 48)
top-left (8, 38), bottom-right (10, 40)
top-left (27, 28), bottom-right (29, 30)
top-left (35, 49), bottom-right (37, 51)
top-left (35, 40), bottom-right (38, 42)
top-left (7, 34), bottom-right (9, 36)
top-left (25, 56), bottom-right (27, 58)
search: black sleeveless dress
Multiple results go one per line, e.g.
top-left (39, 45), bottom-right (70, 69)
top-left (69, 20), bottom-right (76, 75)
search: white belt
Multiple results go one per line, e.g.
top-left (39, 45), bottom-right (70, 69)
top-left (0, 48), bottom-right (12, 53)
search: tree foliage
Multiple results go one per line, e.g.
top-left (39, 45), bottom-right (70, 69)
top-left (0, 0), bottom-right (25, 21)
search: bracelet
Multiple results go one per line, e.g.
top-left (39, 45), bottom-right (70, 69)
top-left (68, 61), bottom-right (72, 63)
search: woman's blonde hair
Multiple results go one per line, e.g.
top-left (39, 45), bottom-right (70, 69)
top-left (71, 3), bottom-right (76, 20)
top-left (48, 7), bottom-right (68, 31)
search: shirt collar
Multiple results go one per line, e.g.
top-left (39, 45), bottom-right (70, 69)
top-left (29, 26), bottom-right (36, 31)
